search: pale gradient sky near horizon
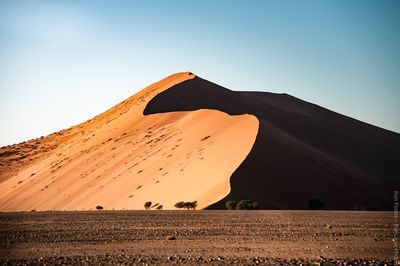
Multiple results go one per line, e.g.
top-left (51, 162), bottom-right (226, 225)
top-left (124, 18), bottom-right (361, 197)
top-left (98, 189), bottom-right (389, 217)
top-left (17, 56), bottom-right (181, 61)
top-left (0, 0), bottom-right (399, 146)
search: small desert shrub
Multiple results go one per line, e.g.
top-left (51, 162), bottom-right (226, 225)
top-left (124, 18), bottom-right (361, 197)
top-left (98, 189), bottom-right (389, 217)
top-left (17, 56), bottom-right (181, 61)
top-left (156, 205), bottom-right (163, 210)
top-left (189, 201), bottom-right (197, 210)
top-left (236, 200), bottom-right (257, 210)
top-left (175, 201), bottom-right (197, 210)
top-left (96, 205), bottom-right (104, 210)
top-left (308, 198), bottom-right (324, 210)
top-left (175, 201), bottom-right (185, 209)
top-left (252, 201), bottom-right (260, 210)
top-left (226, 200), bottom-right (260, 210)
top-left (225, 200), bottom-right (238, 210)
top-left (144, 201), bottom-right (152, 210)
top-left (183, 202), bottom-right (191, 210)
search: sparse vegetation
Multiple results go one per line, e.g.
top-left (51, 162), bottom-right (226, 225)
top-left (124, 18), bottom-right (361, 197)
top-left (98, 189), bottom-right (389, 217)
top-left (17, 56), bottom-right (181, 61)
top-left (144, 201), bottom-right (152, 210)
top-left (225, 200), bottom-right (238, 210)
top-left (252, 201), bottom-right (260, 210)
top-left (174, 201), bottom-right (185, 209)
top-left (308, 198), bottom-right (324, 210)
top-left (187, 201), bottom-right (197, 210)
top-left (96, 205), bottom-right (103, 210)
top-left (175, 201), bottom-right (197, 210)
top-left (183, 202), bottom-right (190, 210)
top-left (156, 205), bottom-right (163, 210)
top-left (237, 200), bottom-right (257, 210)
top-left (226, 200), bottom-right (260, 210)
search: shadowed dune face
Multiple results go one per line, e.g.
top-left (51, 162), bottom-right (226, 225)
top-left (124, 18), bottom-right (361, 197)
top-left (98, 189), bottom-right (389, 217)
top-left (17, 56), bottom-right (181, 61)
top-left (145, 77), bottom-right (400, 210)
top-left (0, 72), bottom-right (259, 211)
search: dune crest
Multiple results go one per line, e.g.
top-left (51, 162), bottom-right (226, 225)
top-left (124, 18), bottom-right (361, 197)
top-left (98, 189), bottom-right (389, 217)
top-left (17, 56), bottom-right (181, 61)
top-left (0, 72), bottom-right (259, 211)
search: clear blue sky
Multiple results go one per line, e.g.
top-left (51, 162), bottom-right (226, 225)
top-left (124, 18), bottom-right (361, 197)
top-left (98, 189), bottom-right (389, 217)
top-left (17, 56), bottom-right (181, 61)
top-left (1, 0), bottom-right (399, 146)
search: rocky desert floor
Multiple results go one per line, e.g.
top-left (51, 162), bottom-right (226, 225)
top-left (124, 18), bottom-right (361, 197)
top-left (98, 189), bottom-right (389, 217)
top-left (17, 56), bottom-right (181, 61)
top-left (0, 210), bottom-right (395, 265)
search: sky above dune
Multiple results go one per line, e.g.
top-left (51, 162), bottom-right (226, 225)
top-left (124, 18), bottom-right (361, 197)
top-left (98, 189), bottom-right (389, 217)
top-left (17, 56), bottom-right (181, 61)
top-left (0, 0), bottom-right (399, 146)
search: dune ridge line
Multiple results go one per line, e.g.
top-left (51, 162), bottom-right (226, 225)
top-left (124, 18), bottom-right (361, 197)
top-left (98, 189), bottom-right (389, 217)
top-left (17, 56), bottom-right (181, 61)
top-left (0, 72), bottom-right (259, 211)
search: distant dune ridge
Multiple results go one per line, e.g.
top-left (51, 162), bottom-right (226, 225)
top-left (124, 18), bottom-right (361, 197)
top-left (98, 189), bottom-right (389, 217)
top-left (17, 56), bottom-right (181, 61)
top-left (0, 72), bottom-right (398, 211)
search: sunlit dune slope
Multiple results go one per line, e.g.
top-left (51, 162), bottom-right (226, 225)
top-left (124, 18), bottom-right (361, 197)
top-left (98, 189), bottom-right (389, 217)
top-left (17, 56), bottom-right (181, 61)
top-left (144, 76), bottom-right (400, 210)
top-left (0, 72), bottom-right (258, 211)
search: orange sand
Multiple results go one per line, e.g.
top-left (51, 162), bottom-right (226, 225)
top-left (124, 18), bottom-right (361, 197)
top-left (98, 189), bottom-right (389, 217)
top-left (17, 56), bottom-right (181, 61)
top-left (0, 72), bottom-right (258, 211)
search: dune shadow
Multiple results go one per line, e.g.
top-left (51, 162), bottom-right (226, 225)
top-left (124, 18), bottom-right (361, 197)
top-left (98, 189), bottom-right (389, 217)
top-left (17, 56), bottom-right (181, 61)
top-left (143, 77), bottom-right (399, 210)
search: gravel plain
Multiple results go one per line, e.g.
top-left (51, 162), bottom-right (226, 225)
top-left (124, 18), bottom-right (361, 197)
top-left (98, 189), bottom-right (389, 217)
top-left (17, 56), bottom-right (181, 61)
top-left (0, 210), bottom-right (395, 265)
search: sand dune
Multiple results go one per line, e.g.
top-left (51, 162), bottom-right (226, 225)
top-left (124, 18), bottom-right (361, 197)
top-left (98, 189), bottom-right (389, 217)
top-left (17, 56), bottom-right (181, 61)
top-left (144, 76), bottom-right (400, 210)
top-left (1, 72), bottom-right (398, 211)
top-left (0, 72), bottom-right (258, 211)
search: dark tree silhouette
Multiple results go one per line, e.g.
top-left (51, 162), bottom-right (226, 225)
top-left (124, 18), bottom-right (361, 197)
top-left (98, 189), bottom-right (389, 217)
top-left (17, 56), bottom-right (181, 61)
top-left (174, 201), bottom-right (185, 209)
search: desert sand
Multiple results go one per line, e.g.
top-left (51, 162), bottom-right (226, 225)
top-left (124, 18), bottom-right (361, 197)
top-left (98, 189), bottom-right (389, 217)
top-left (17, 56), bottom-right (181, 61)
top-left (0, 72), bottom-right (258, 211)
top-left (0, 211), bottom-right (394, 265)
top-left (1, 72), bottom-right (398, 211)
